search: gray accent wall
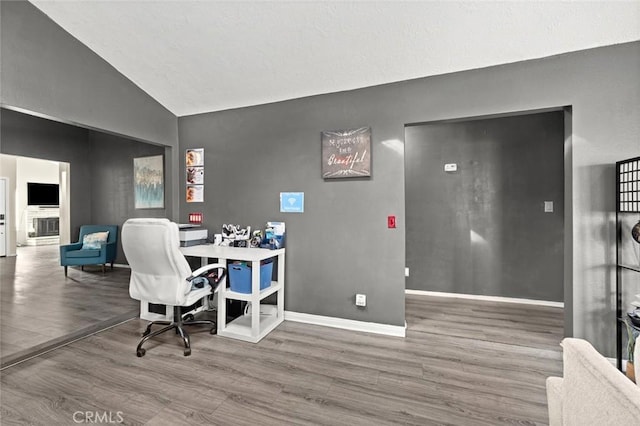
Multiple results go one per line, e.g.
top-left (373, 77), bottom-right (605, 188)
top-left (405, 112), bottom-right (564, 301)
top-left (0, 0), bottom-right (180, 220)
top-left (1, 108), bottom-right (166, 264)
top-left (89, 132), bottom-right (167, 264)
top-left (1, 108), bottom-right (92, 237)
top-left (179, 97), bottom-right (406, 327)
top-left (180, 42), bottom-right (640, 355)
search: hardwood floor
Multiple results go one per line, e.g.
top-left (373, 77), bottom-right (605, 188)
top-left (0, 294), bottom-right (563, 425)
top-left (0, 245), bottom-right (138, 367)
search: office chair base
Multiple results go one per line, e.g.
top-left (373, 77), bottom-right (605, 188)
top-left (136, 308), bottom-right (216, 357)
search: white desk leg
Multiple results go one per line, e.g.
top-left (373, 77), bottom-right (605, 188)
top-left (251, 260), bottom-right (260, 338)
top-left (217, 258), bottom-right (228, 333)
top-left (277, 253), bottom-right (285, 319)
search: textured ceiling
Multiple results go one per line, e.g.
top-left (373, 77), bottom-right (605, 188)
top-left (29, 1), bottom-right (640, 117)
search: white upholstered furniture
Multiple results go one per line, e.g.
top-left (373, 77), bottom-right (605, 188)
top-left (546, 338), bottom-right (640, 425)
top-left (122, 218), bottom-right (225, 357)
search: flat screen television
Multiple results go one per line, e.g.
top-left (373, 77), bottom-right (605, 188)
top-left (27, 182), bottom-right (59, 206)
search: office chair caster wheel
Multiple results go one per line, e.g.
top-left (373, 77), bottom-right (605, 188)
top-left (183, 314), bottom-right (195, 322)
top-left (209, 327), bottom-right (217, 335)
top-left (136, 348), bottom-right (146, 357)
top-left (183, 348), bottom-right (191, 356)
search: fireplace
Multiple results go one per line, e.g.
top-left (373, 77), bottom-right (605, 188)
top-left (32, 217), bottom-right (59, 237)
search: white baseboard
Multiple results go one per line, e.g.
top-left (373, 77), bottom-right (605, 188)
top-left (405, 289), bottom-right (564, 308)
top-left (113, 263), bottom-right (130, 269)
top-left (285, 311), bottom-right (406, 338)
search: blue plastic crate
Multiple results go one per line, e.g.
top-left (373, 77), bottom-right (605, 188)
top-left (228, 260), bottom-right (273, 293)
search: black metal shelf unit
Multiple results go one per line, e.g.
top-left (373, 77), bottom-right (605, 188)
top-left (616, 155), bottom-right (640, 370)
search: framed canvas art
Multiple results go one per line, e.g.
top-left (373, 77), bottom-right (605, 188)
top-left (134, 155), bottom-right (164, 209)
top-left (321, 127), bottom-right (371, 178)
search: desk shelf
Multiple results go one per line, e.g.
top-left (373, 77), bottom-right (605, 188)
top-left (224, 282), bottom-right (281, 302)
top-left (221, 312), bottom-right (282, 343)
top-left (181, 245), bottom-right (285, 343)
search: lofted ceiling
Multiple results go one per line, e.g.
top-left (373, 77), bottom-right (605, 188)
top-left (29, 1), bottom-right (640, 117)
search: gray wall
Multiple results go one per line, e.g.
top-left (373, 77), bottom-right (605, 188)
top-left (179, 97), bottom-right (406, 327)
top-left (1, 108), bottom-right (167, 264)
top-left (0, 0), bottom-right (180, 219)
top-left (180, 42), bottom-right (640, 355)
top-left (405, 112), bottom-right (564, 301)
top-left (1, 108), bottom-right (92, 237)
top-left (89, 132), bottom-right (167, 264)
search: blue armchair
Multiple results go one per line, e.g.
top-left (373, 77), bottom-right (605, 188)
top-left (60, 225), bottom-right (118, 276)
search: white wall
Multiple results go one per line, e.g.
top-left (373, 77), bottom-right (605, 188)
top-left (0, 155), bottom-right (17, 256)
top-left (15, 157), bottom-right (60, 245)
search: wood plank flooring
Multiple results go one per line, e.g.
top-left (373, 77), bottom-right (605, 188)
top-left (0, 245), bottom-right (138, 366)
top-left (0, 294), bottom-right (564, 425)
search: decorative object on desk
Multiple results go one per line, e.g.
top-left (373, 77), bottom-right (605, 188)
top-left (134, 155), bottom-right (164, 209)
top-left (222, 224), bottom-right (251, 241)
top-left (232, 239), bottom-right (249, 248)
top-left (186, 184), bottom-right (204, 203)
top-left (263, 221), bottom-right (285, 249)
top-left (250, 230), bottom-right (263, 248)
top-left (321, 126), bottom-right (371, 179)
top-left (632, 220), bottom-right (640, 244)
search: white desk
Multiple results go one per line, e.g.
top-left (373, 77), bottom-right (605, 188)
top-left (180, 244), bottom-right (285, 343)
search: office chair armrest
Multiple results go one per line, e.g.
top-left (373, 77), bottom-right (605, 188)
top-left (190, 263), bottom-right (226, 279)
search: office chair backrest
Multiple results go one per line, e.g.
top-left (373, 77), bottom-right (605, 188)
top-left (122, 218), bottom-right (193, 306)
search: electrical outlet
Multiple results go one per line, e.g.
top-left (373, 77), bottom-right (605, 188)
top-left (405, 267), bottom-right (410, 277)
top-left (355, 294), bottom-right (366, 307)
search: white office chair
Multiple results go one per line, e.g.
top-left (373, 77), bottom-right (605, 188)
top-left (121, 218), bottom-right (226, 357)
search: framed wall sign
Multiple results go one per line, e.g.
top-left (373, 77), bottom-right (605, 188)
top-left (185, 148), bottom-right (204, 204)
top-left (186, 185), bottom-right (204, 203)
top-left (321, 127), bottom-right (371, 179)
top-left (280, 192), bottom-right (304, 213)
top-left (134, 155), bottom-right (164, 209)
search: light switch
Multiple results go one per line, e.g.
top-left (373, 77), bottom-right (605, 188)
top-left (544, 201), bottom-right (554, 213)
top-left (444, 163), bottom-right (458, 172)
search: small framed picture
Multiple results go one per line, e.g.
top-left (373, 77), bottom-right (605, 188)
top-left (186, 185), bottom-right (204, 203)
top-left (186, 148), bottom-right (204, 167)
top-left (186, 166), bottom-right (204, 184)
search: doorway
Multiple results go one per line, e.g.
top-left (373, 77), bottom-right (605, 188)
top-left (0, 178), bottom-right (6, 257)
top-left (0, 154), bottom-right (71, 252)
top-left (405, 111), bottom-right (565, 302)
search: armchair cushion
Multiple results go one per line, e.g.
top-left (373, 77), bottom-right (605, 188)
top-left (65, 249), bottom-right (101, 258)
top-left (82, 231), bottom-right (109, 250)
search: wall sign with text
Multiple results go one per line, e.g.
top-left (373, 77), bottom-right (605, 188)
top-left (280, 192), bottom-right (304, 213)
top-left (321, 127), bottom-right (371, 179)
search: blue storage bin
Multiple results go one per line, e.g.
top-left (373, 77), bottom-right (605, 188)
top-left (228, 260), bottom-right (273, 293)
